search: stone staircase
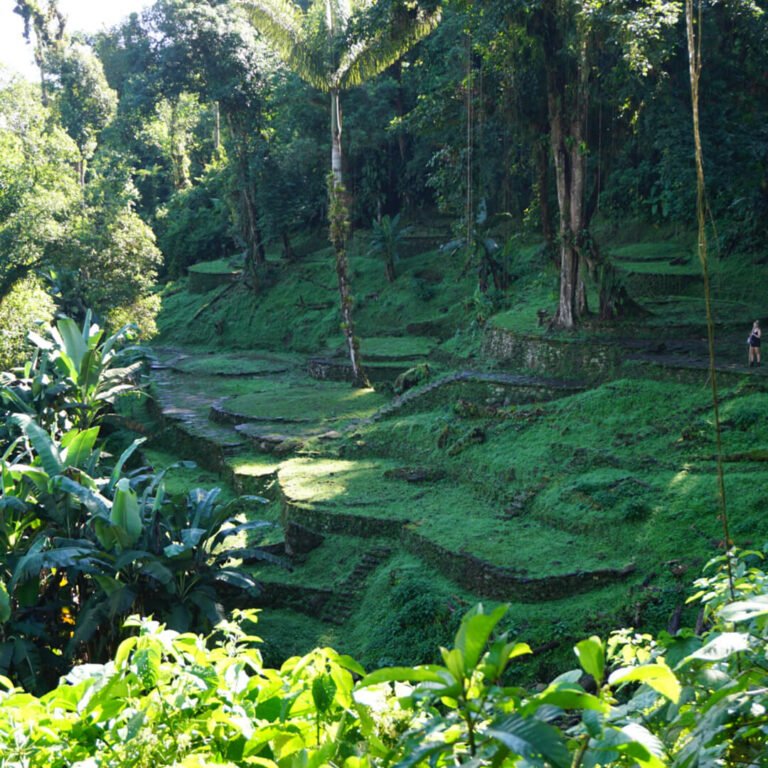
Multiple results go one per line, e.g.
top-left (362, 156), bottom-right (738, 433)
top-left (320, 545), bottom-right (392, 625)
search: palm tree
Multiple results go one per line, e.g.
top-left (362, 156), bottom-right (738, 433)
top-left (241, 0), bottom-right (441, 386)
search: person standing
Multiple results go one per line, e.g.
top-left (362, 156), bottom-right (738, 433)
top-left (748, 320), bottom-right (761, 366)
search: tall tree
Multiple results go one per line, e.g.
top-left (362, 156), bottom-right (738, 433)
top-left (241, 0), bottom-right (441, 386)
top-left (12, 0), bottom-right (65, 105)
top-left (0, 75), bottom-right (80, 301)
top-left (47, 43), bottom-right (118, 187)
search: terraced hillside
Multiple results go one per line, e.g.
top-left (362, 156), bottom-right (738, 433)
top-left (140, 331), bottom-right (768, 674)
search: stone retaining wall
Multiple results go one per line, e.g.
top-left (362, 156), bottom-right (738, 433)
top-left (252, 580), bottom-right (332, 616)
top-left (306, 358), bottom-right (410, 384)
top-left (280, 496), bottom-right (635, 602)
top-left (188, 269), bottom-right (240, 294)
top-left (393, 378), bottom-right (575, 415)
top-left (622, 271), bottom-right (702, 297)
top-left (282, 500), bottom-right (406, 538)
top-left (483, 327), bottom-right (622, 380)
top-left (400, 527), bottom-right (636, 602)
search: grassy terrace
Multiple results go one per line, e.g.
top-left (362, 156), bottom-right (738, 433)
top-left (138, 233), bottom-right (768, 672)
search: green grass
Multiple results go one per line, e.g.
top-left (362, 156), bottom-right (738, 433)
top-left (357, 336), bottom-right (438, 359)
top-left (173, 351), bottom-right (297, 376)
top-left (188, 258), bottom-right (242, 274)
top-left (143, 226), bottom-right (768, 679)
top-left (220, 383), bottom-right (387, 423)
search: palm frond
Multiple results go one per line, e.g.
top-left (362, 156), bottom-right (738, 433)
top-left (335, 5), bottom-right (441, 90)
top-left (240, 0), bottom-right (326, 88)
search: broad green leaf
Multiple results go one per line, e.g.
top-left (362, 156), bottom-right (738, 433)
top-left (56, 317), bottom-right (89, 373)
top-left (487, 713), bottom-right (571, 768)
top-left (9, 414), bottom-right (62, 476)
top-left (312, 673), bottom-right (336, 714)
top-left (27, 330), bottom-right (53, 352)
top-left (61, 427), bottom-right (99, 468)
top-left (181, 527), bottom-right (206, 548)
top-left (718, 596), bottom-right (768, 623)
top-left (164, 543), bottom-right (190, 559)
top-left (93, 517), bottom-right (119, 550)
top-left (684, 632), bottom-right (751, 662)
top-left (482, 639), bottom-right (532, 680)
top-left (525, 682), bottom-right (610, 715)
top-left (9, 536), bottom-right (46, 592)
top-left (453, 603), bottom-right (508, 673)
top-left (57, 476), bottom-right (111, 517)
top-left (92, 573), bottom-right (124, 596)
top-left (620, 723), bottom-right (665, 764)
top-left (111, 478), bottom-right (142, 546)
top-left (133, 646), bottom-right (161, 689)
top-left (359, 665), bottom-right (456, 688)
top-left (0, 580), bottom-right (10, 623)
top-left (440, 647), bottom-right (465, 683)
top-left (114, 637), bottom-right (138, 669)
top-left (574, 636), bottom-right (605, 683)
top-left (608, 663), bottom-right (681, 703)
top-left (108, 437), bottom-right (146, 493)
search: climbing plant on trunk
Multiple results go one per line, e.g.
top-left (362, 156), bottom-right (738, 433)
top-left (241, 0), bottom-right (441, 386)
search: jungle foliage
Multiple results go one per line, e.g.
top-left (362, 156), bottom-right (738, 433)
top-left (4, 0), bottom-right (767, 354)
top-left (0, 316), bottom-right (284, 692)
top-left (2, 0), bottom-right (768, 764)
top-left (1, 548), bottom-right (768, 767)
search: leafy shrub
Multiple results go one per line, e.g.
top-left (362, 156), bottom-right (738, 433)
top-left (0, 316), bottom-right (283, 691)
top-left (0, 278), bottom-right (55, 370)
top-left (156, 163), bottom-right (232, 277)
top-left (362, 576), bottom-right (460, 667)
top-left (2, 549), bottom-right (768, 765)
top-left (410, 276), bottom-right (435, 301)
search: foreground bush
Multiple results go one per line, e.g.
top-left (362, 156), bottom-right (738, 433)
top-left (0, 315), bottom-right (282, 691)
top-left (1, 547), bottom-right (767, 767)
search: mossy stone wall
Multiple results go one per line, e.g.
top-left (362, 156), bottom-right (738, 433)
top-left (400, 528), bottom-right (636, 602)
top-left (188, 270), bottom-right (240, 294)
top-left (282, 500), bottom-right (407, 538)
top-left (484, 327), bottom-right (622, 381)
top-left (306, 358), bottom-right (410, 384)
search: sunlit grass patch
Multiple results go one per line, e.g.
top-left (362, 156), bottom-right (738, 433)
top-left (221, 382), bottom-right (387, 422)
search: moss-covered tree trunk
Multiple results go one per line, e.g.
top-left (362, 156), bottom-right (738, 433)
top-left (328, 89), bottom-right (367, 386)
top-left (544, 6), bottom-right (590, 329)
top-left (328, 178), bottom-right (368, 388)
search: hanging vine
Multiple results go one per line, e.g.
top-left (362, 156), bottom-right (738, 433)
top-left (686, 0), bottom-right (734, 597)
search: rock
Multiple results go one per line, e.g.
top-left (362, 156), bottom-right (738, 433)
top-left (446, 426), bottom-right (486, 456)
top-left (273, 439), bottom-right (305, 456)
top-left (317, 430), bottom-right (342, 440)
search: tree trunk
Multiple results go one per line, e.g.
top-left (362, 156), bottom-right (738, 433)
top-left (282, 230), bottom-right (296, 262)
top-left (330, 89), bottom-right (343, 187)
top-left (212, 101), bottom-right (221, 154)
top-left (241, 184), bottom-right (266, 267)
top-left (535, 140), bottom-right (553, 251)
top-left (76, 155), bottom-right (86, 188)
top-left (385, 257), bottom-right (395, 283)
top-left (545, 7), bottom-right (589, 329)
top-left (328, 90), bottom-right (367, 387)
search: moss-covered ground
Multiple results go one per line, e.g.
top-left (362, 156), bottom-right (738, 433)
top-left (135, 227), bottom-right (768, 677)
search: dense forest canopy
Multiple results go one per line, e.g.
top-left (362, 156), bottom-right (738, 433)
top-left (2, 0), bottom-right (768, 766)
top-left (0, 0), bottom-right (765, 344)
